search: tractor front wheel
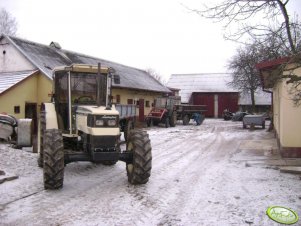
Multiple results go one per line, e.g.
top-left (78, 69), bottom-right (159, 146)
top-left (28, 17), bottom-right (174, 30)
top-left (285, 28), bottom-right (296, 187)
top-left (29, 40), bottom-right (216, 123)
top-left (124, 120), bottom-right (134, 142)
top-left (126, 130), bottom-right (152, 184)
top-left (37, 111), bottom-right (46, 167)
top-left (43, 129), bottom-right (64, 189)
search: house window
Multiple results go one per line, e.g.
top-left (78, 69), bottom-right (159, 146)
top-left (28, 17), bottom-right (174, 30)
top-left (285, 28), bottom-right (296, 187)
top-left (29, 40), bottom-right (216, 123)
top-left (136, 100), bottom-right (140, 106)
top-left (116, 95), bottom-right (120, 104)
top-left (127, 99), bottom-right (133, 104)
top-left (145, 101), bottom-right (150, 107)
top-left (14, 106), bottom-right (20, 114)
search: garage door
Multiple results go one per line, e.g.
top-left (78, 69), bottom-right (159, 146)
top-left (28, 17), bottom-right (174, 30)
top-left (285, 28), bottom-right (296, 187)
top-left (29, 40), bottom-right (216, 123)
top-left (192, 93), bottom-right (214, 117)
top-left (218, 93), bottom-right (239, 117)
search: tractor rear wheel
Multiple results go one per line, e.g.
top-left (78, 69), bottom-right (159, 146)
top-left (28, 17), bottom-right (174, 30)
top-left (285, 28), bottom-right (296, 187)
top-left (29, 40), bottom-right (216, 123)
top-left (126, 130), bottom-right (152, 184)
top-left (165, 117), bottom-right (169, 128)
top-left (43, 129), bottom-right (64, 189)
top-left (183, 114), bottom-right (190, 125)
top-left (37, 111), bottom-right (46, 167)
top-left (169, 112), bottom-right (177, 127)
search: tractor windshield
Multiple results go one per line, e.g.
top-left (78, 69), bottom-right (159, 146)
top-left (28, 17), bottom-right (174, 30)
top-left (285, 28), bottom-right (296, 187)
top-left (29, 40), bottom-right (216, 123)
top-left (55, 71), bottom-right (106, 106)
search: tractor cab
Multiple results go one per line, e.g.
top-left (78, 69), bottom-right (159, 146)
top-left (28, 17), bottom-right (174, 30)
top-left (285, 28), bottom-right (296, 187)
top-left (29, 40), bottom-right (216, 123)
top-left (52, 64), bottom-right (116, 135)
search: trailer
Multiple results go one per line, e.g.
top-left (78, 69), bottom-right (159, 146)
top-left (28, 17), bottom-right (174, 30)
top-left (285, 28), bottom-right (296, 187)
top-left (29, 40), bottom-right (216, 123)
top-left (146, 96), bottom-right (206, 127)
top-left (175, 104), bottom-right (206, 125)
top-left (243, 115), bottom-right (265, 129)
top-left (115, 104), bottom-right (136, 140)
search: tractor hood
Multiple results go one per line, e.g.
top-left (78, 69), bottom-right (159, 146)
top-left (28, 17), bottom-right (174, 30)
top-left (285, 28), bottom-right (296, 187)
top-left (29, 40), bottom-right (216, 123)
top-left (76, 105), bottom-right (119, 116)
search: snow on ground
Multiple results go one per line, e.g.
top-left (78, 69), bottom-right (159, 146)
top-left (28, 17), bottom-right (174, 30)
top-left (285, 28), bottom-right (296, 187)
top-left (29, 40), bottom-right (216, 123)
top-left (0, 119), bottom-right (300, 226)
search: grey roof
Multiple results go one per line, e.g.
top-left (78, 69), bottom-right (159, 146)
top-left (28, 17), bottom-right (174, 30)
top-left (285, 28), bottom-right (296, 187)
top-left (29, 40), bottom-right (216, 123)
top-left (167, 73), bottom-right (238, 103)
top-left (0, 70), bottom-right (38, 94)
top-left (239, 90), bottom-right (271, 105)
top-left (5, 35), bottom-right (170, 93)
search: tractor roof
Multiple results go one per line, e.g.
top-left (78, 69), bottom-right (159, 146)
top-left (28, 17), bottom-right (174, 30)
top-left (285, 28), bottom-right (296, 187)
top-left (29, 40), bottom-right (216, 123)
top-left (53, 64), bottom-right (112, 74)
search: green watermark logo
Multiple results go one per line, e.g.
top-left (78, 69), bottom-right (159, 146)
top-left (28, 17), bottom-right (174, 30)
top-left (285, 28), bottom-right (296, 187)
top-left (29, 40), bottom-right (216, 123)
top-left (266, 206), bottom-right (299, 225)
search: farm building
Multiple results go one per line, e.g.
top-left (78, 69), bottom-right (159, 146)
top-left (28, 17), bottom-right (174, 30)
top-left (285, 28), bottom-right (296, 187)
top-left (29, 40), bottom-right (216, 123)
top-left (167, 73), bottom-right (271, 117)
top-left (257, 57), bottom-right (301, 158)
top-left (0, 34), bottom-right (170, 130)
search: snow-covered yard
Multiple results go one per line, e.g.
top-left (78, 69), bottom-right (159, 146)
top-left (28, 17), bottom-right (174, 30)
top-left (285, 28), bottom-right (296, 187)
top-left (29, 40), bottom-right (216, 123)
top-left (0, 119), bottom-right (300, 226)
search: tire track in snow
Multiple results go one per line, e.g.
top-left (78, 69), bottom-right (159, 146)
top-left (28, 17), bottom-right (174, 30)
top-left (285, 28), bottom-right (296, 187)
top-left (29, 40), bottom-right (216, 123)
top-left (119, 130), bottom-right (230, 225)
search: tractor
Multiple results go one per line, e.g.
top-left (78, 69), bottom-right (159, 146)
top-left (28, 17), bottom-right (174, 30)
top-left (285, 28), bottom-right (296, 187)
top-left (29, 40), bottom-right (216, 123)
top-left (145, 96), bottom-right (180, 128)
top-left (38, 63), bottom-right (152, 189)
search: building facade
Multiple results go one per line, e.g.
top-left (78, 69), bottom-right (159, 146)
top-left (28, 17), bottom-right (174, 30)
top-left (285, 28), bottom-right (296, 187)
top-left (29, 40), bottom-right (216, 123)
top-left (0, 34), bottom-right (170, 129)
top-left (257, 57), bottom-right (301, 158)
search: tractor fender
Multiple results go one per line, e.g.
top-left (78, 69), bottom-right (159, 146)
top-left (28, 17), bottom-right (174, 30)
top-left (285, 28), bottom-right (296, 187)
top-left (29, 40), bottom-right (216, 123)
top-left (42, 103), bottom-right (58, 130)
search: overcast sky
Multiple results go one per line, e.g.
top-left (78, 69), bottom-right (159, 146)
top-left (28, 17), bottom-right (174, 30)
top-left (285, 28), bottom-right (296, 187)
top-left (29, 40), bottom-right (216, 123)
top-left (1, 0), bottom-right (301, 81)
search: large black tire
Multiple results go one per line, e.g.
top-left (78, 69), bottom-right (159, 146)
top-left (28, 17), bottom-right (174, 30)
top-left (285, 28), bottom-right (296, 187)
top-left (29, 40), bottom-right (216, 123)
top-left (37, 111), bottom-right (46, 167)
top-left (126, 130), bottom-right (152, 184)
top-left (165, 117), bottom-right (169, 128)
top-left (43, 129), bottom-right (64, 189)
top-left (183, 114), bottom-right (190, 125)
top-left (124, 120), bottom-right (134, 142)
top-left (169, 112), bottom-right (177, 127)
top-left (146, 118), bottom-right (152, 127)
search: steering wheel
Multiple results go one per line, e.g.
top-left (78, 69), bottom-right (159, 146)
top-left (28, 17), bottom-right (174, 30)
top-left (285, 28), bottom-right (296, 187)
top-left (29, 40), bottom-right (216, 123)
top-left (74, 95), bottom-right (94, 104)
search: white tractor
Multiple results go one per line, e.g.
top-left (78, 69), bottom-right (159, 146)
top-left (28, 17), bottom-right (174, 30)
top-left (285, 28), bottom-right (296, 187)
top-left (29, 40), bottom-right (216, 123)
top-left (38, 63), bottom-right (152, 189)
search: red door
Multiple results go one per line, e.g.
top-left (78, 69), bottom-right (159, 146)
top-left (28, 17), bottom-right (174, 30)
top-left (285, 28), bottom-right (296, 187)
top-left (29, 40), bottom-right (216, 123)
top-left (139, 99), bottom-right (144, 122)
top-left (218, 93), bottom-right (239, 117)
top-left (192, 93), bottom-right (214, 117)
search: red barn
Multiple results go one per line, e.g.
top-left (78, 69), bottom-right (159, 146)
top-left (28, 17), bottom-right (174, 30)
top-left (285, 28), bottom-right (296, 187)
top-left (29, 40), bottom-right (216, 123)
top-left (167, 73), bottom-right (239, 118)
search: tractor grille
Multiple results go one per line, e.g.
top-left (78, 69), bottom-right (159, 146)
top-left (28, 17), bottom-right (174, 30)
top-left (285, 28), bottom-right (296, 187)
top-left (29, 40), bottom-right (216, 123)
top-left (87, 135), bottom-right (118, 152)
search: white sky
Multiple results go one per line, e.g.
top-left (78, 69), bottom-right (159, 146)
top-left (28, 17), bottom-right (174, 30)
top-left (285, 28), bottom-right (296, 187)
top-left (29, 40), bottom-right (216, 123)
top-left (1, 0), bottom-right (301, 81)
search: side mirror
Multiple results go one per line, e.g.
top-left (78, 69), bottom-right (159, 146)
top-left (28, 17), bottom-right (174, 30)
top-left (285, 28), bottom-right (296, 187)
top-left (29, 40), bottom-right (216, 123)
top-left (114, 74), bottom-right (120, 84)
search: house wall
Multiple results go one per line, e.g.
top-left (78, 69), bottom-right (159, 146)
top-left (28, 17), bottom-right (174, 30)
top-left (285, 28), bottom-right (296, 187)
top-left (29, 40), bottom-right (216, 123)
top-left (263, 66), bottom-right (301, 157)
top-left (279, 67), bottom-right (301, 148)
top-left (37, 74), bottom-right (52, 105)
top-left (0, 37), bottom-right (36, 72)
top-left (0, 74), bottom-right (38, 118)
top-left (112, 88), bottom-right (163, 118)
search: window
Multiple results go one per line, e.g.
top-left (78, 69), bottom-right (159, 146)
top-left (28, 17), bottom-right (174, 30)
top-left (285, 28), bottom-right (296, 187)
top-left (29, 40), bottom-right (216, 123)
top-left (127, 99), bottom-right (133, 104)
top-left (145, 101), bottom-right (150, 107)
top-left (116, 95), bottom-right (120, 104)
top-left (14, 106), bottom-right (20, 114)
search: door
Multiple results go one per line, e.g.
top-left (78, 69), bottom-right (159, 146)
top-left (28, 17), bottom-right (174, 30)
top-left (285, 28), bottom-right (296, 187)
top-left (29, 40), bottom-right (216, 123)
top-left (25, 103), bottom-right (37, 134)
top-left (139, 99), bottom-right (145, 122)
top-left (192, 93), bottom-right (214, 117)
top-left (218, 93), bottom-right (239, 117)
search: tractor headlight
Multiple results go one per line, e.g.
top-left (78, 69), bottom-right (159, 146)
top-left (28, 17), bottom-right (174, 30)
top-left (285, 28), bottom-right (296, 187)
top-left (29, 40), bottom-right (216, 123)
top-left (107, 119), bottom-right (117, 126)
top-left (95, 119), bottom-right (104, 126)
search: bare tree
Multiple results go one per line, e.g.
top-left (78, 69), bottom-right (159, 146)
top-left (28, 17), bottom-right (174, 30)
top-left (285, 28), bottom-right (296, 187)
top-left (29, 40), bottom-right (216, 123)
top-left (190, 0), bottom-right (298, 53)
top-left (189, 0), bottom-right (301, 104)
top-left (0, 8), bottom-right (17, 36)
top-left (228, 43), bottom-right (262, 113)
top-left (146, 68), bottom-right (167, 85)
